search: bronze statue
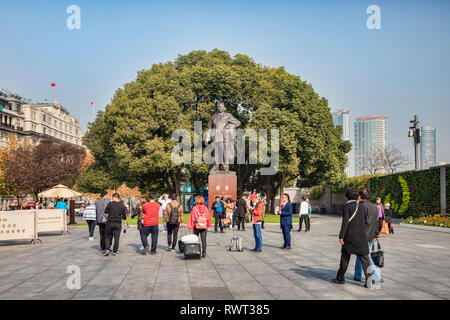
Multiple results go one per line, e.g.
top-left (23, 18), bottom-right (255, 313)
top-left (205, 101), bottom-right (241, 173)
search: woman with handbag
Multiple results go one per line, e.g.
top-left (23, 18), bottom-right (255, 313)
top-left (187, 195), bottom-right (212, 258)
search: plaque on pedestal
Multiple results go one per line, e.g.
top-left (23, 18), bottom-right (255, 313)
top-left (208, 172), bottom-right (237, 210)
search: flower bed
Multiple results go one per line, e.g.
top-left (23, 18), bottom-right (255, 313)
top-left (403, 214), bottom-right (450, 228)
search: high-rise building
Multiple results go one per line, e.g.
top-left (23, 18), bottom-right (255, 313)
top-left (354, 115), bottom-right (387, 176)
top-left (332, 109), bottom-right (353, 177)
top-left (420, 126), bottom-right (436, 169)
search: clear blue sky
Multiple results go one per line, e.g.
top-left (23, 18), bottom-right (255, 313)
top-left (1, 0), bottom-right (449, 166)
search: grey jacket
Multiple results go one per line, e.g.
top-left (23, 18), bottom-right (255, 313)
top-left (361, 200), bottom-right (379, 240)
top-left (95, 198), bottom-right (111, 224)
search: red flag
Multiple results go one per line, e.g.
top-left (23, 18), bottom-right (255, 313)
top-left (51, 83), bottom-right (55, 87)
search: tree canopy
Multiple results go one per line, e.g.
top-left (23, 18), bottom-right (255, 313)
top-left (83, 49), bottom-right (350, 209)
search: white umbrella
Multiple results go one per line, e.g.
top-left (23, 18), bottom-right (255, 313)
top-left (38, 184), bottom-right (82, 199)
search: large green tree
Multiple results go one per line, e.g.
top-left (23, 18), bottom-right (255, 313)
top-left (83, 49), bottom-right (350, 206)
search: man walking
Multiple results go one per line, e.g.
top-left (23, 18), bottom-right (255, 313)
top-left (96, 191), bottom-right (111, 253)
top-left (332, 189), bottom-right (372, 287)
top-left (212, 196), bottom-right (225, 233)
top-left (354, 188), bottom-right (383, 284)
top-left (103, 193), bottom-right (127, 256)
top-left (158, 194), bottom-right (171, 232)
top-left (163, 193), bottom-right (184, 251)
top-left (141, 194), bottom-right (161, 255)
top-left (298, 196), bottom-right (310, 232)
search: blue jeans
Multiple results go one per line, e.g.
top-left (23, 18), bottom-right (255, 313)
top-left (355, 240), bottom-right (381, 281)
top-left (281, 224), bottom-right (291, 247)
top-left (253, 224), bottom-right (262, 250)
top-left (141, 225), bottom-right (159, 253)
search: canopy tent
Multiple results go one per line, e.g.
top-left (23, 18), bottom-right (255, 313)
top-left (38, 184), bottom-right (82, 199)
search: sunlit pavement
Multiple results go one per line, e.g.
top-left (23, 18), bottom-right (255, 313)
top-left (0, 214), bottom-right (449, 300)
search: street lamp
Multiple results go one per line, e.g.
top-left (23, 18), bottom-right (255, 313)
top-left (408, 115), bottom-right (420, 170)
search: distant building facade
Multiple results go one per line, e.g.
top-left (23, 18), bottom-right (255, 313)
top-left (420, 126), bottom-right (436, 169)
top-left (0, 88), bottom-right (83, 148)
top-left (332, 109), bottom-right (353, 177)
top-left (354, 115), bottom-right (387, 176)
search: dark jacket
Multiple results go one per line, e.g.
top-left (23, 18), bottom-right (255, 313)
top-left (235, 198), bottom-right (247, 218)
top-left (361, 200), bottom-right (379, 240)
top-left (95, 198), bottom-right (110, 224)
top-left (131, 203), bottom-right (144, 230)
top-left (104, 201), bottom-right (127, 223)
top-left (384, 208), bottom-right (393, 224)
top-left (280, 202), bottom-right (293, 227)
top-left (339, 200), bottom-right (369, 255)
top-left (211, 200), bottom-right (226, 219)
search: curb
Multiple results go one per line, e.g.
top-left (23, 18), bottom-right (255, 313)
top-left (399, 223), bottom-right (450, 234)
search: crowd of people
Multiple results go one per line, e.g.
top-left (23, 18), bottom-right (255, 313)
top-left (84, 191), bottom-right (273, 258)
top-left (82, 188), bottom-right (389, 289)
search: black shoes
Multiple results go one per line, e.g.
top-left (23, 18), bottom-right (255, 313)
top-left (354, 277), bottom-right (362, 282)
top-left (142, 246), bottom-right (149, 255)
top-left (280, 246), bottom-right (291, 250)
top-left (201, 252), bottom-right (206, 258)
top-left (332, 278), bottom-right (345, 284)
top-left (251, 248), bottom-right (262, 252)
top-left (150, 251), bottom-right (157, 255)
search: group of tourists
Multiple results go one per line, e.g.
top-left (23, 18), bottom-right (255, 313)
top-left (332, 188), bottom-right (387, 288)
top-left (84, 190), bottom-right (271, 258)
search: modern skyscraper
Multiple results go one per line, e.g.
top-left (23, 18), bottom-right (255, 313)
top-left (354, 115), bottom-right (387, 176)
top-left (420, 126), bottom-right (436, 169)
top-left (332, 109), bottom-right (353, 177)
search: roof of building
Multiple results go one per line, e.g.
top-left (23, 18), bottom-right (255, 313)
top-left (331, 108), bottom-right (350, 115)
top-left (356, 115), bottom-right (387, 121)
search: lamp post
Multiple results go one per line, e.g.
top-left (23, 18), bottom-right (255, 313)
top-left (408, 115), bottom-right (420, 170)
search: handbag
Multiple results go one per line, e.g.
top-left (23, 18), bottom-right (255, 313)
top-left (371, 239), bottom-right (384, 268)
top-left (245, 215), bottom-right (250, 223)
top-left (221, 217), bottom-right (231, 227)
top-left (381, 220), bottom-right (389, 235)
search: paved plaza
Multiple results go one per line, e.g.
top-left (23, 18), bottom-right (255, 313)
top-left (0, 214), bottom-right (449, 300)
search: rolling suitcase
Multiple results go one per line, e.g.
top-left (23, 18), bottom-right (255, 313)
top-left (184, 242), bottom-right (201, 259)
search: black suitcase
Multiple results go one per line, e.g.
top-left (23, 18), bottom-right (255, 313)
top-left (178, 239), bottom-right (185, 253)
top-left (184, 242), bottom-right (201, 259)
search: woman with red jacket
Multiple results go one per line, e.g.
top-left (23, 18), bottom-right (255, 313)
top-left (251, 196), bottom-right (264, 252)
top-left (187, 195), bottom-right (212, 258)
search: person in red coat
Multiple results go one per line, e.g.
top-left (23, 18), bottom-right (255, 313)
top-left (187, 195), bottom-right (212, 258)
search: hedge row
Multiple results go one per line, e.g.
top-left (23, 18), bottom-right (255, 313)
top-left (369, 167), bottom-right (447, 218)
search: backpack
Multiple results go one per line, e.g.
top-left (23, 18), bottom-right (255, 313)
top-left (168, 203), bottom-right (182, 224)
top-left (195, 207), bottom-right (208, 229)
top-left (229, 236), bottom-right (243, 252)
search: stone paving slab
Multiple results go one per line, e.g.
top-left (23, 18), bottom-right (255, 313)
top-left (0, 214), bottom-right (449, 300)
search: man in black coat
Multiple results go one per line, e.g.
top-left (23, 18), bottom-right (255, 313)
top-left (354, 188), bottom-right (383, 284)
top-left (235, 194), bottom-right (249, 231)
top-left (332, 188), bottom-right (372, 287)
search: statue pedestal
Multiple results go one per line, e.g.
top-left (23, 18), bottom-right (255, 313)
top-left (208, 172), bottom-right (237, 209)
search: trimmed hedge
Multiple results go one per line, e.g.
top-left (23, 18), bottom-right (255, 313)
top-left (369, 167), bottom-right (445, 218)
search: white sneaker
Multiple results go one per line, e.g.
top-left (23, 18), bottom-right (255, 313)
top-left (89, 237), bottom-right (94, 241)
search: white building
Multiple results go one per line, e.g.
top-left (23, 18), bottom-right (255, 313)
top-left (21, 101), bottom-right (83, 146)
top-left (332, 109), bottom-right (353, 177)
top-left (0, 88), bottom-right (83, 148)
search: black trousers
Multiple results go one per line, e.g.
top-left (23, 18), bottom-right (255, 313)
top-left (214, 215), bottom-right (224, 232)
top-left (194, 228), bottom-right (207, 254)
top-left (299, 215), bottom-right (310, 231)
top-left (237, 216), bottom-right (245, 231)
top-left (167, 223), bottom-right (179, 247)
top-left (98, 223), bottom-right (113, 250)
top-left (105, 222), bottom-right (122, 253)
top-left (87, 220), bottom-right (96, 237)
top-left (336, 248), bottom-right (371, 282)
top-left (378, 219), bottom-right (384, 232)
